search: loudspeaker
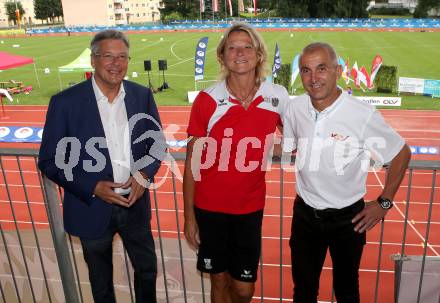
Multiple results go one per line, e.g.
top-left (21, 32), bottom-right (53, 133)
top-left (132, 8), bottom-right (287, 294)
top-left (144, 60), bottom-right (151, 71)
top-left (158, 59), bottom-right (167, 71)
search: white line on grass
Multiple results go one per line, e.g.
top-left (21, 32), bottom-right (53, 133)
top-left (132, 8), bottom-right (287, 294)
top-left (142, 39), bottom-right (163, 51)
top-left (170, 39), bottom-right (185, 60)
top-left (168, 46), bottom-right (216, 68)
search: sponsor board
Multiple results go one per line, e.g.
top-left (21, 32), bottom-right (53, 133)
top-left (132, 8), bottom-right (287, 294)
top-left (0, 125), bottom-right (187, 148)
top-left (398, 77), bottom-right (440, 96)
top-left (356, 96), bottom-right (402, 107)
top-left (398, 77), bottom-right (425, 94)
top-left (0, 126), bottom-right (42, 142)
top-left (410, 146), bottom-right (439, 155)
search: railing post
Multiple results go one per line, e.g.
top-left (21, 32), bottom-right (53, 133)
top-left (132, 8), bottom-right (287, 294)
top-left (42, 175), bottom-right (80, 303)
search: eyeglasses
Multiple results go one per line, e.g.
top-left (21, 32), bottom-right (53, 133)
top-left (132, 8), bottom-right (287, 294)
top-left (94, 53), bottom-right (131, 63)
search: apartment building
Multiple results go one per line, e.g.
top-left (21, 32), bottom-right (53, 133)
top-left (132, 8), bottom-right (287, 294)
top-left (61, 0), bottom-right (163, 27)
top-left (0, 0), bottom-right (36, 28)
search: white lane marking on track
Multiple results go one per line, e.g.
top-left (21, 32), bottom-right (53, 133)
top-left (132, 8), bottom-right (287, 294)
top-left (372, 167), bottom-right (440, 256)
top-left (382, 115), bottom-right (440, 118)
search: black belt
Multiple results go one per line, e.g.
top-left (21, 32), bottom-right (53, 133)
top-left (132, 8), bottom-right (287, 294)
top-left (295, 195), bottom-right (364, 219)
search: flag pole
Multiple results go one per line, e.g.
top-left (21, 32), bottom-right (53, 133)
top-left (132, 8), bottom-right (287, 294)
top-left (224, 0), bottom-right (227, 19)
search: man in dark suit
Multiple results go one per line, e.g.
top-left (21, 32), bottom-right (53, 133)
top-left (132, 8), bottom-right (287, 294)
top-left (38, 30), bottom-right (166, 303)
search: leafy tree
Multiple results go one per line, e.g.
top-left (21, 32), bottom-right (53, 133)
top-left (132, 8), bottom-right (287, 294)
top-left (316, 0), bottom-right (351, 18)
top-left (414, 0), bottom-right (440, 17)
top-left (257, 0), bottom-right (277, 11)
top-left (51, 0), bottom-right (63, 20)
top-left (277, 0), bottom-right (309, 18)
top-left (4, 1), bottom-right (25, 25)
top-left (275, 0), bottom-right (368, 18)
top-left (160, 0), bottom-right (198, 20)
top-left (33, 0), bottom-right (47, 22)
top-left (34, 0), bottom-right (63, 23)
top-left (162, 11), bottom-right (184, 22)
top-left (350, 0), bottom-right (368, 18)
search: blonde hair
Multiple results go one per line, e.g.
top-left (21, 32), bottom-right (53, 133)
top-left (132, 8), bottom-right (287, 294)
top-left (216, 22), bottom-right (268, 83)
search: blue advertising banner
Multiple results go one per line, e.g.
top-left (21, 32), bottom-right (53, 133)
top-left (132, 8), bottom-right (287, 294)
top-left (290, 54), bottom-right (300, 86)
top-left (0, 126), bottom-right (43, 143)
top-left (423, 79), bottom-right (440, 96)
top-left (272, 43), bottom-right (281, 79)
top-left (410, 146), bottom-right (439, 155)
top-left (27, 19), bottom-right (440, 35)
top-left (0, 125), bottom-right (189, 147)
top-left (194, 37), bottom-right (209, 81)
top-left (0, 124), bottom-right (435, 155)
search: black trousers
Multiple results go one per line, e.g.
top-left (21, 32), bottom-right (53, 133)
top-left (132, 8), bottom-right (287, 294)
top-left (80, 204), bottom-right (157, 303)
top-left (290, 196), bottom-right (366, 303)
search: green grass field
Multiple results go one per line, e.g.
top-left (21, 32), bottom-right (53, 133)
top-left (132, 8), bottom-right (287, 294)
top-left (0, 30), bottom-right (439, 109)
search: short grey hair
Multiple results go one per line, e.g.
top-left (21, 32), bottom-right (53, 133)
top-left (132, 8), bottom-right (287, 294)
top-left (90, 30), bottom-right (130, 54)
top-left (300, 42), bottom-right (338, 67)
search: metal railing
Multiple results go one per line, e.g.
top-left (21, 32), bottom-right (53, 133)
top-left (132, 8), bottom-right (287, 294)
top-left (0, 147), bottom-right (439, 303)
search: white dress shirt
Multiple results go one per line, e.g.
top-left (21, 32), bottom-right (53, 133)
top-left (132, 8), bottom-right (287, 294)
top-left (92, 76), bottom-right (131, 195)
top-left (282, 91), bottom-right (405, 209)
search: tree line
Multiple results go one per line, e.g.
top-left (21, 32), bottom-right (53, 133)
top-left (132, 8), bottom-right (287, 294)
top-left (159, 0), bottom-right (440, 20)
top-left (159, 0), bottom-right (370, 19)
top-left (4, 0), bottom-right (63, 26)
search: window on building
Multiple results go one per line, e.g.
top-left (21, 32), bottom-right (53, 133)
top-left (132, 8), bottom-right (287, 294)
top-left (143, 13), bottom-right (146, 16)
top-left (136, 13), bottom-right (139, 17)
top-left (125, 8), bottom-right (129, 11)
top-left (109, 4), bottom-right (112, 8)
top-left (142, 3), bottom-right (145, 6)
top-left (110, 16), bottom-right (114, 20)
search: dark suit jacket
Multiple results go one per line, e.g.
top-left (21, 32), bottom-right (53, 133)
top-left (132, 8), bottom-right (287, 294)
top-left (38, 79), bottom-right (165, 239)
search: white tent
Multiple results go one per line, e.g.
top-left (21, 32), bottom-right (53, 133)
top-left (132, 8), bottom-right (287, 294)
top-left (57, 48), bottom-right (94, 89)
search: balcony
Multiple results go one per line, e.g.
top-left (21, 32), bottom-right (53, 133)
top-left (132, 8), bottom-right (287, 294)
top-left (1, 147), bottom-right (439, 302)
top-left (114, 8), bottom-right (125, 14)
top-left (115, 19), bottom-right (126, 25)
top-left (113, 0), bottom-right (124, 3)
